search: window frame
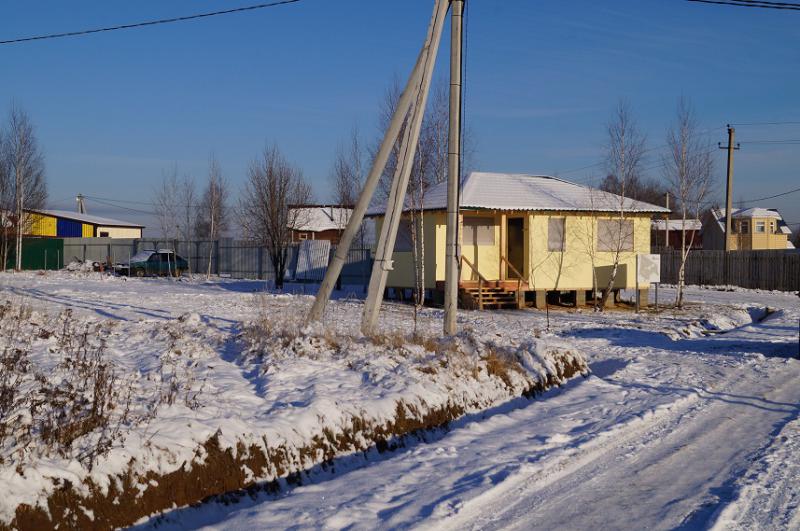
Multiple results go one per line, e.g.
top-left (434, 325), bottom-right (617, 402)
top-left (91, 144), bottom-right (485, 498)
top-left (547, 217), bottom-right (566, 252)
top-left (740, 220), bottom-right (750, 234)
top-left (754, 221), bottom-right (766, 233)
top-left (462, 216), bottom-right (496, 246)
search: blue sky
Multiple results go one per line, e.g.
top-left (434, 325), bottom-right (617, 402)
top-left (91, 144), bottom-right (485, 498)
top-left (1, 0), bottom-right (798, 234)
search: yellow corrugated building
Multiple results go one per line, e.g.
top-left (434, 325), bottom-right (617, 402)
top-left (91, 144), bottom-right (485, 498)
top-left (368, 172), bottom-right (670, 308)
top-left (23, 209), bottom-right (144, 239)
top-left (28, 213), bottom-right (57, 237)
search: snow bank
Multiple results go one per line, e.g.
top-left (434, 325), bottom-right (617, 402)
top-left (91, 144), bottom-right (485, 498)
top-left (0, 296), bottom-right (587, 530)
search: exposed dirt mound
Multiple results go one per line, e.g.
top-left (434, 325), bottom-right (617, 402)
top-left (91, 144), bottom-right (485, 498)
top-left (5, 354), bottom-right (586, 531)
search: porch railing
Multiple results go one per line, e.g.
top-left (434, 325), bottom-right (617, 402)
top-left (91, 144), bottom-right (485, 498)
top-left (500, 255), bottom-right (526, 308)
top-left (461, 255), bottom-right (489, 310)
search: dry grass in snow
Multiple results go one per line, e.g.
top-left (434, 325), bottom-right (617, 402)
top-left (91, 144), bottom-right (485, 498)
top-left (0, 291), bottom-right (588, 530)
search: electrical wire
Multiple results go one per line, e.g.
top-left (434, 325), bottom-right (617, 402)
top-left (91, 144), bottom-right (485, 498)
top-left (686, 0), bottom-right (800, 10)
top-left (559, 126), bottom-right (725, 175)
top-left (0, 0), bottom-right (301, 45)
top-left (84, 196), bottom-right (156, 216)
top-left (739, 139), bottom-right (800, 144)
top-left (740, 186), bottom-right (800, 204)
top-left (729, 121), bottom-right (800, 126)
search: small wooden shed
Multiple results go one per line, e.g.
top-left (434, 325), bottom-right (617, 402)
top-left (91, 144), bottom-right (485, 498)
top-left (367, 172), bottom-right (669, 309)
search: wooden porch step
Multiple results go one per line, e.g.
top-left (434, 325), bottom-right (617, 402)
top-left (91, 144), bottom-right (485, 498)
top-left (458, 285), bottom-right (523, 310)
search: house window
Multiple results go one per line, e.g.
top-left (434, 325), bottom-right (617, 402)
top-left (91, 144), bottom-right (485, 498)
top-left (769, 221), bottom-right (776, 233)
top-left (298, 233), bottom-right (308, 241)
top-left (462, 216), bottom-right (495, 246)
top-left (99, 231), bottom-right (109, 237)
top-left (597, 219), bottom-right (634, 252)
top-left (740, 220), bottom-right (749, 234)
top-left (755, 221), bottom-right (766, 233)
top-left (548, 217), bottom-right (566, 252)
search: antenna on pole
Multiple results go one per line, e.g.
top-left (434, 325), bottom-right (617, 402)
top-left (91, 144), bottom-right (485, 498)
top-left (76, 194), bottom-right (87, 214)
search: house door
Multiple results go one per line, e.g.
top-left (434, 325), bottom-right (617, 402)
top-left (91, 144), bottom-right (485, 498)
top-left (506, 217), bottom-right (525, 279)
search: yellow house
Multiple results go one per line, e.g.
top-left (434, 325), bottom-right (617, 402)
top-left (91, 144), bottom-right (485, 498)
top-left (702, 207), bottom-right (794, 251)
top-left (367, 172), bottom-right (670, 309)
top-left (25, 209), bottom-right (144, 239)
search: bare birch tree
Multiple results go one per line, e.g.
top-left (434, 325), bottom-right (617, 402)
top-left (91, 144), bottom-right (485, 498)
top-left (196, 156), bottom-right (228, 279)
top-left (177, 174), bottom-right (197, 274)
top-left (240, 144), bottom-right (311, 290)
top-left (663, 98), bottom-right (713, 308)
top-left (332, 126), bottom-right (364, 208)
top-left (373, 79), bottom-right (475, 306)
top-left (1, 105), bottom-right (47, 271)
top-left (598, 100), bottom-right (645, 309)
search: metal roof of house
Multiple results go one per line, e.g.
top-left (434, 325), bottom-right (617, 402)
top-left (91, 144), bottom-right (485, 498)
top-left (289, 206), bottom-right (351, 232)
top-left (366, 172), bottom-right (671, 216)
top-left (30, 209), bottom-right (144, 228)
top-left (652, 219), bottom-right (702, 231)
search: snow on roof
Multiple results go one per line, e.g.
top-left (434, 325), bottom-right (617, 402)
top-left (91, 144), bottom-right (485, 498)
top-left (367, 172), bottom-right (671, 216)
top-left (30, 209), bottom-right (144, 228)
top-left (652, 219), bottom-right (702, 231)
top-left (289, 206), bottom-right (352, 232)
top-left (710, 207), bottom-right (788, 233)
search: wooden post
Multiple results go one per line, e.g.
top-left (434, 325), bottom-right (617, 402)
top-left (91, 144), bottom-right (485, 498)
top-left (535, 290), bottom-right (546, 309)
top-left (635, 254), bottom-right (640, 313)
top-left (575, 289), bottom-right (586, 307)
top-left (499, 212), bottom-right (507, 281)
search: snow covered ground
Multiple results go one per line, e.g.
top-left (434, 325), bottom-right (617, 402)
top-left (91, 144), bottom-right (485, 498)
top-left (1, 272), bottom-right (798, 530)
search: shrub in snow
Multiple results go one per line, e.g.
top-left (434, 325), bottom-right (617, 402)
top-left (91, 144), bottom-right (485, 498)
top-left (0, 301), bottom-right (210, 471)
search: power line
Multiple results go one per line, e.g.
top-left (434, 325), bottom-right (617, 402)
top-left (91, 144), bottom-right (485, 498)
top-left (740, 186), bottom-right (800, 204)
top-left (559, 125), bottom-right (725, 176)
top-left (88, 197), bottom-right (156, 216)
top-left (739, 139), bottom-right (800, 144)
top-left (729, 121), bottom-right (800, 126)
top-left (83, 194), bottom-right (206, 210)
top-left (0, 0), bottom-right (301, 46)
top-left (686, 0), bottom-right (800, 10)
top-left (83, 195), bottom-right (159, 206)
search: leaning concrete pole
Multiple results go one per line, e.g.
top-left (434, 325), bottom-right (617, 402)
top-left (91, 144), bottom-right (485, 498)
top-left (306, 0), bottom-right (444, 324)
top-left (443, 0), bottom-right (464, 335)
top-left (361, 0), bottom-right (448, 334)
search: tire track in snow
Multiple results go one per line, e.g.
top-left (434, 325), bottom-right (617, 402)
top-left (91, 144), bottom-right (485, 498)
top-left (436, 362), bottom-right (800, 531)
top-left (710, 411), bottom-right (800, 530)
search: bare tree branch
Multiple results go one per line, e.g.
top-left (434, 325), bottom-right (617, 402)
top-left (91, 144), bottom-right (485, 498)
top-left (663, 97), bottom-right (713, 308)
top-left (240, 144), bottom-right (311, 289)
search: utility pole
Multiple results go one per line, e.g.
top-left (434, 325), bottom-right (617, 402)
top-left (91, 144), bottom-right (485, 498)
top-left (361, 0), bottom-right (447, 334)
top-left (664, 192), bottom-right (670, 250)
top-left (307, 0), bottom-right (448, 325)
top-left (444, 0), bottom-right (464, 336)
top-left (77, 194), bottom-right (87, 214)
top-left (14, 164), bottom-right (22, 271)
top-left (719, 125), bottom-right (740, 285)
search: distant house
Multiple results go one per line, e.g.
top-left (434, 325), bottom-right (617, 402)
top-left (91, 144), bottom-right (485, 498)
top-left (702, 207), bottom-right (794, 250)
top-left (651, 219), bottom-right (703, 251)
top-left (289, 205), bottom-right (352, 244)
top-left (25, 210), bottom-right (144, 239)
top-left (367, 172), bottom-right (669, 308)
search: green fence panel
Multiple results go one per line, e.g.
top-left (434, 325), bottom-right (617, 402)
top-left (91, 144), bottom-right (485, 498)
top-left (6, 238), bottom-right (65, 270)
